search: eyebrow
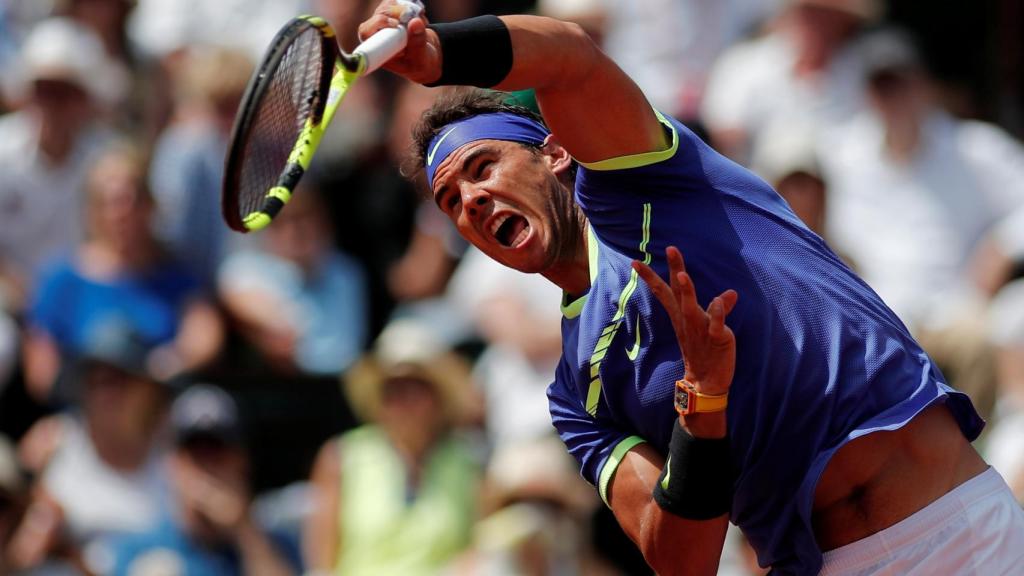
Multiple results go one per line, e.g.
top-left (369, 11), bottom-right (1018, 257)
top-left (433, 145), bottom-right (496, 208)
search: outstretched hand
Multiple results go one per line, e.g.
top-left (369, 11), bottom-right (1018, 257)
top-left (633, 247), bottom-right (738, 397)
top-left (358, 0), bottom-right (442, 85)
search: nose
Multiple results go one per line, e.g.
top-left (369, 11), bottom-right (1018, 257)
top-left (460, 184), bottom-right (491, 220)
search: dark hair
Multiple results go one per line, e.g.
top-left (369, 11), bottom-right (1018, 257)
top-left (405, 88), bottom-right (553, 181)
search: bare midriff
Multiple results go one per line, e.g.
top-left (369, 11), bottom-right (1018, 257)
top-left (811, 403), bottom-right (988, 552)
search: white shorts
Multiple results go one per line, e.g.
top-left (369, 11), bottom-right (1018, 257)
top-left (819, 467), bottom-right (1024, 576)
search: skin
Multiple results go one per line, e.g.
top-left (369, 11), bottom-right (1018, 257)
top-left (360, 4), bottom-right (990, 573)
top-left (170, 442), bottom-right (294, 576)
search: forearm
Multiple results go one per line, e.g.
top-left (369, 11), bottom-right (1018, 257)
top-left (609, 443), bottom-right (729, 575)
top-left (236, 520), bottom-right (295, 576)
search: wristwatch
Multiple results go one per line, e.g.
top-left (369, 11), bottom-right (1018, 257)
top-left (674, 379), bottom-right (728, 416)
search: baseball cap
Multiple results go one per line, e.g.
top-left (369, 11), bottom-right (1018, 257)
top-left (19, 17), bottom-right (128, 105)
top-left (170, 385), bottom-right (244, 446)
top-left (76, 317), bottom-right (161, 383)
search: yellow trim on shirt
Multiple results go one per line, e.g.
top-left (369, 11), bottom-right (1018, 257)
top-left (578, 110), bottom-right (679, 171)
top-left (598, 435), bottom-right (647, 506)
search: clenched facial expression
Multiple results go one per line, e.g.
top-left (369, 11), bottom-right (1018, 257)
top-left (431, 139), bottom-right (575, 274)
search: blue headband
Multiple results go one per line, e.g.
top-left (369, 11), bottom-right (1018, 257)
top-left (424, 112), bottom-right (550, 189)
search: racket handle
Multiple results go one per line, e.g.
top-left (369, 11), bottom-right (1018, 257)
top-left (354, 26), bottom-right (409, 74)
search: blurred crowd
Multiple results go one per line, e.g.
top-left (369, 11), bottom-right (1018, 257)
top-left (0, 0), bottom-right (1022, 574)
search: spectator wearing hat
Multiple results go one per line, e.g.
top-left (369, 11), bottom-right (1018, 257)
top-left (23, 142), bottom-right (224, 404)
top-left (702, 0), bottom-right (880, 162)
top-left (0, 16), bottom-right (125, 312)
top-left (447, 435), bottom-right (615, 576)
top-left (819, 29), bottom-right (1024, 418)
top-left (107, 384), bottom-right (298, 576)
top-left (304, 320), bottom-right (481, 576)
top-left (10, 319), bottom-right (173, 574)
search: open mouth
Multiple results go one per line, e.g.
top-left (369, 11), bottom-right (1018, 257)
top-left (491, 213), bottom-right (530, 248)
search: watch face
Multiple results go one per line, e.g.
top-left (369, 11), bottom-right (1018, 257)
top-left (675, 386), bottom-right (690, 414)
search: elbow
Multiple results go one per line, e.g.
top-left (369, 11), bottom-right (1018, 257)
top-left (637, 502), bottom-right (675, 575)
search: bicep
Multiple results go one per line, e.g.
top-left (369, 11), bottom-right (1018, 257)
top-left (495, 15), bottom-right (667, 164)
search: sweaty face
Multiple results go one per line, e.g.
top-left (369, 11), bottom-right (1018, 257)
top-left (431, 139), bottom-right (568, 274)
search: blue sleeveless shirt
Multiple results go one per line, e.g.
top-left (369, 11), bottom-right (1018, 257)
top-left (548, 112), bottom-right (984, 575)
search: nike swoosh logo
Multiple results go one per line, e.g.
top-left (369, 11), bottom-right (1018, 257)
top-left (426, 126), bottom-right (458, 167)
top-left (661, 456), bottom-right (671, 489)
top-left (625, 314), bottom-right (641, 361)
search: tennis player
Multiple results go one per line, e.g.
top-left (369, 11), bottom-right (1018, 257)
top-left (360, 4), bottom-right (1024, 574)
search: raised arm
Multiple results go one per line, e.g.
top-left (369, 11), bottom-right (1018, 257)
top-left (612, 247), bottom-right (738, 575)
top-left (358, 4), bottom-right (667, 163)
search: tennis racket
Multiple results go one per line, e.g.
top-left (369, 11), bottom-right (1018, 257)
top-left (222, 2), bottom-right (423, 232)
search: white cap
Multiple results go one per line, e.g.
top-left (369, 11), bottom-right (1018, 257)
top-left (19, 17), bottom-right (128, 105)
top-left (750, 116), bottom-right (822, 186)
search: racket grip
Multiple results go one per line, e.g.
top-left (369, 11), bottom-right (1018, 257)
top-left (354, 26), bottom-right (409, 74)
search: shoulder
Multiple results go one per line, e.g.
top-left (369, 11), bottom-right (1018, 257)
top-left (0, 112), bottom-right (34, 155)
top-left (955, 118), bottom-right (1024, 164)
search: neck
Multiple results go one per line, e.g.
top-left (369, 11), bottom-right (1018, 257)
top-left (884, 117), bottom-right (922, 164)
top-left (88, 419), bottom-right (152, 471)
top-left (542, 227), bottom-right (590, 297)
top-left (542, 180), bottom-right (590, 295)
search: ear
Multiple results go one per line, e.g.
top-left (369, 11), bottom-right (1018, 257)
top-left (540, 134), bottom-right (573, 176)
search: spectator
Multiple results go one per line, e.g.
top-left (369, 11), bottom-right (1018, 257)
top-left (58, 0), bottom-right (171, 142)
top-left (448, 436), bottom-right (609, 576)
top-left (304, 320), bottom-right (480, 575)
top-left (819, 30), bottom-right (1024, 416)
top-left (10, 319), bottom-right (173, 574)
top-left (23, 142), bottom-right (223, 404)
top-left (0, 17), bottom-right (122, 312)
top-left (149, 46), bottom-right (253, 287)
top-left (539, 0), bottom-right (758, 121)
top-left (128, 0), bottom-right (310, 63)
top-left (218, 181), bottom-right (368, 377)
top-left (702, 0), bottom-right (879, 161)
top-left (108, 384), bottom-right (298, 576)
top-left (750, 118), bottom-right (830, 239)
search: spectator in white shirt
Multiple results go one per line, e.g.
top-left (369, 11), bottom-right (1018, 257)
top-left (819, 30), bottom-right (1024, 418)
top-left (702, 0), bottom-right (879, 162)
top-left (0, 17), bottom-right (123, 312)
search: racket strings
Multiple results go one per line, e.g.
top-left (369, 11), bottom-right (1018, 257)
top-left (235, 27), bottom-right (327, 220)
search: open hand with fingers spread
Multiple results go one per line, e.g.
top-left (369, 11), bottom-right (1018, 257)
top-left (633, 246), bottom-right (738, 427)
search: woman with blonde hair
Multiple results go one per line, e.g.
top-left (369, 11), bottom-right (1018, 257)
top-left (23, 141), bottom-right (223, 404)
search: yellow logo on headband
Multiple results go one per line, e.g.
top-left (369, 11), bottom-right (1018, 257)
top-left (427, 126), bottom-right (458, 167)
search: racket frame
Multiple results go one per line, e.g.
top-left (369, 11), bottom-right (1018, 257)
top-left (223, 6), bottom-right (420, 232)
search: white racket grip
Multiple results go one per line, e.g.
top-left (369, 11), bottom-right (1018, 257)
top-left (354, 26), bottom-right (408, 75)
